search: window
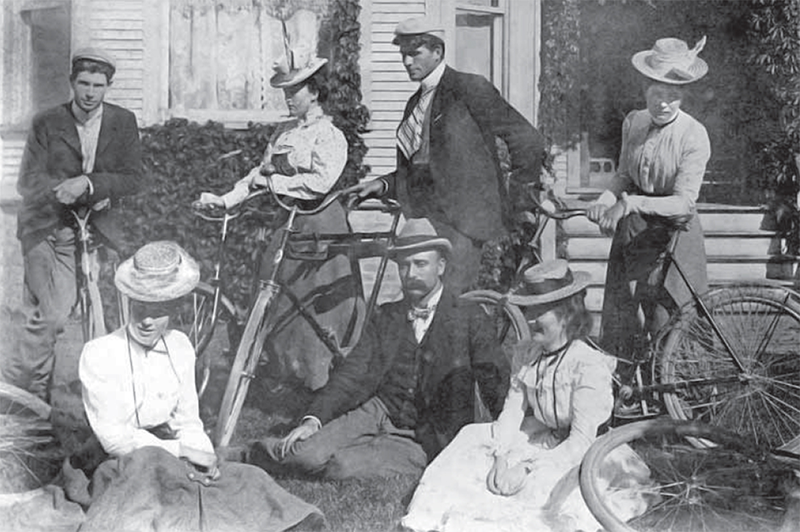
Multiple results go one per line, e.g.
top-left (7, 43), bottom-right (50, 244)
top-left (454, 0), bottom-right (506, 94)
top-left (168, 2), bottom-right (328, 127)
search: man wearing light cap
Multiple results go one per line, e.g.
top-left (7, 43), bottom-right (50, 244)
top-left (347, 17), bottom-right (545, 294)
top-left (5, 47), bottom-right (143, 401)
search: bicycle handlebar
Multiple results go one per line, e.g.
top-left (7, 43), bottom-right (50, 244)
top-left (530, 196), bottom-right (589, 221)
top-left (192, 184), bottom-right (402, 222)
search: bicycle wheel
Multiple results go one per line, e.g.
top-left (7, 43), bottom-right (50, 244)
top-left (657, 284), bottom-right (800, 449)
top-left (214, 286), bottom-right (275, 447)
top-left (0, 383), bottom-right (62, 503)
top-left (580, 418), bottom-right (789, 532)
top-left (460, 290), bottom-right (530, 421)
top-left (172, 282), bottom-right (240, 398)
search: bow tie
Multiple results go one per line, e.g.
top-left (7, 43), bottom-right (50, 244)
top-left (407, 305), bottom-right (435, 322)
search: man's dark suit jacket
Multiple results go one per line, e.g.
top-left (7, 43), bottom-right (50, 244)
top-left (386, 66), bottom-right (545, 243)
top-left (307, 288), bottom-right (510, 461)
top-left (16, 102), bottom-right (143, 254)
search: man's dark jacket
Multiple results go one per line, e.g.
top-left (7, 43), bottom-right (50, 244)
top-left (307, 288), bottom-right (509, 461)
top-left (386, 66), bottom-right (545, 243)
top-left (16, 102), bottom-right (143, 254)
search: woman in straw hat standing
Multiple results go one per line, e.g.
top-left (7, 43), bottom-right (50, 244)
top-left (70, 241), bottom-right (323, 531)
top-left (587, 37), bottom-right (711, 373)
top-left (197, 13), bottom-right (364, 392)
top-left (401, 260), bottom-right (652, 532)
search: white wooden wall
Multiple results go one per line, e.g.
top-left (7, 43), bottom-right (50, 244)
top-left (360, 1), bottom-right (425, 179)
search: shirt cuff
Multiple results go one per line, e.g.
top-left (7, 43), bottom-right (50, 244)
top-left (378, 178), bottom-right (389, 195)
top-left (84, 175), bottom-right (94, 196)
top-left (623, 194), bottom-right (645, 215)
top-left (301, 415), bottom-right (322, 430)
top-left (595, 189), bottom-right (617, 208)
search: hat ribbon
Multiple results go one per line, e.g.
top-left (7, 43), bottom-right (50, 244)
top-left (394, 235), bottom-right (441, 248)
top-left (513, 270), bottom-right (574, 298)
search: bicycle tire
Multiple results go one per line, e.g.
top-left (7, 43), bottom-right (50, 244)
top-left (460, 290), bottom-right (530, 421)
top-left (657, 284), bottom-right (800, 450)
top-left (580, 417), bottom-right (789, 532)
top-left (0, 383), bottom-right (62, 503)
top-left (214, 285), bottom-right (275, 447)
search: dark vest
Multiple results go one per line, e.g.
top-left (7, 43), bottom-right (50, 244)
top-left (376, 323), bottom-right (423, 429)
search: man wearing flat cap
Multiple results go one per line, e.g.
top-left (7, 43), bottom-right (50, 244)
top-left (246, 219), bottom-right (509, 479)
top-left (4, 47), bottom-right (143, 401)
top-left (347, 17), bottom-right (546, 294)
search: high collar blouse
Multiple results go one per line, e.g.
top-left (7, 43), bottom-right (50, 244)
top-left (492, 339), bottom-right (616, 469)
top-left (608, 109), bottom-right (711, 217)
top-left (79, 328), bottom-right (214, 458)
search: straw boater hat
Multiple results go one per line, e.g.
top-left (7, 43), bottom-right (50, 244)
top-left (270, 9), bottom-right (327, 88)
top-left (506, 259), bottom-right (591, 307)
top-left (115, 241), bottom-right (200, 303)
top-left (390, 218), bottom-right (452, 257)
top-left (631, 36), bottom-right (708, 85)
top-left (392, 17), bottom-right (446, 44)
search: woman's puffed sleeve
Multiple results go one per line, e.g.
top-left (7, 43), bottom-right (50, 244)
top-left (166, 333), bottom-right (214, 454)
top-left (269, 121), bottom-right (347, 199)
top-left (79, 339), bottom-right (181, 458)
top-left (491, 367), bottom-right (530, 454)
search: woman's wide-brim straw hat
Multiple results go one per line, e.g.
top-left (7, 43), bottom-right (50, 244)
top-left (390, 218), bottom-right (453, 257)
top-left (631, 36), bottom-right (708, 85)
top-left (115, 241), bottom-right (200, 303)
top-left (270, 9), bottom-right (327, 88)
top-left (506, 259), bottom-right (591, 307)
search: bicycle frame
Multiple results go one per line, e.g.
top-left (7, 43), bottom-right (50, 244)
top-left (525, 192), bottom-right (800, 429)
top-left (71, 201), bottom-right (110, 342)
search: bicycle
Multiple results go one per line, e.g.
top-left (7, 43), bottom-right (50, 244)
top-left (190, 185), bottom-right (402, 447)
top-left (0, 382), bottom-right (62, 503)
top-left (461, 192), bottom-right (800, 451)
top-left (579, 416), bottom-right (800, 532)
top-left (71, 199), bottom-right (126, 342)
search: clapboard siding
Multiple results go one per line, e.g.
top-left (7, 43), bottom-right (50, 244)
top-left (82, 0), bottom-right (146, 123)
top-left (363, 1), bottom-right (424, 179)
top-left (1, 135), bottom-right (25, 205)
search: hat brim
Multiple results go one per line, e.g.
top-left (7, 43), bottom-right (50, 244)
top-left (115, 247), bottom-right (200, 303)
top-left (390, 237), bottom-right (453, 257)
top-left (631, 51), bottom-right (707, 85)
top-left (506, 271), bottom-right (592, 307)
top-left (270, 58), bottom-right (328, 88)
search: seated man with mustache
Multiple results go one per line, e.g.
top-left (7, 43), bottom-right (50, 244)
top-left (246, 218), bottom-right (509, 479)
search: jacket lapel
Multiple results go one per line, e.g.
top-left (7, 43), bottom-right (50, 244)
top-left (96, 103), bottom-right (116, 158)
top-left (429, 66), bottom-right (456, 128)
top-left (54, 103), bottom-right (82, 156)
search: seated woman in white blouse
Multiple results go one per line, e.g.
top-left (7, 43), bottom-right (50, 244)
top-left (401, 260), bottom-right (655, 532)
top-left (73, 241), bottom-right (322, 532)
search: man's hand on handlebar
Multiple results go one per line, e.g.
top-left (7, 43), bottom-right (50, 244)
top-left (342, 179), bottom-right (386, 209)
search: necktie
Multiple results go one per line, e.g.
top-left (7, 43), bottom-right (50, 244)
top-left (397, 86), bottom-right (436, 159)
top-left (407, 306), bottom-right (434, 322)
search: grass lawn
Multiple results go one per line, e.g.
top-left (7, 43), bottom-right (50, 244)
top-left (40, 320), bottom-right (421, 532)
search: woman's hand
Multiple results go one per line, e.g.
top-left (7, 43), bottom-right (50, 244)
top-left (486, 454), bottom-right (529, 496)
top-left (196, 192), bottom-right (225, 207)
top-left (180, 443), bottom-right (221, 482)
top-left (597, 200), bottom-right (627, 236)
top-left (586, 203), bottom-right (607, 224)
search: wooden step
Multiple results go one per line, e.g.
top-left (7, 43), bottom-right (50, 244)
top-left (566, 234), bottom-right (781, 259)
top-left (561, 205), bottom-right (770, 235)
top-left (569, 258), bottom-right (796, 286)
